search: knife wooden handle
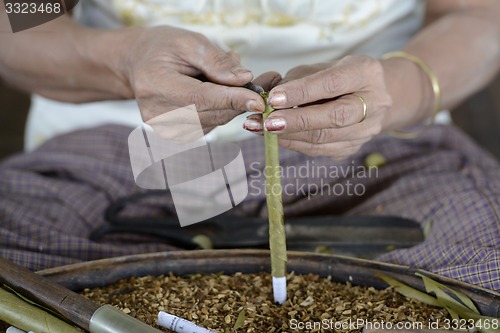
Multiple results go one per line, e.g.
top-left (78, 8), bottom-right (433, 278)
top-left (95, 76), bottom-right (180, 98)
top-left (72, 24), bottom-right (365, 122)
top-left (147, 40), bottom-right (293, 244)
top-left (0, 257), bottom-right (100, 331)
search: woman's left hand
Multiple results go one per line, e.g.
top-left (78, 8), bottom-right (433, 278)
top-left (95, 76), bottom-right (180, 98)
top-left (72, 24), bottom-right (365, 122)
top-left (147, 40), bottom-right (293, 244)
top-left (245, 55), bottom-right (392, 159)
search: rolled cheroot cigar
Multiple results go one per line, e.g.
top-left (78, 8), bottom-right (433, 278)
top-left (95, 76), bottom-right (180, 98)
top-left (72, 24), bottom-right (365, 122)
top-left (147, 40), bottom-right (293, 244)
top-left (261, 92), bottom-right (287, 305)
top-left (7, 327), bottom-right (35, 333)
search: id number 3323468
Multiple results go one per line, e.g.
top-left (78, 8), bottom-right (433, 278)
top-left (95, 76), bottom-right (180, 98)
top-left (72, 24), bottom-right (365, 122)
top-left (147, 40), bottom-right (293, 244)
top-left (5, 2), bottom-right (62, 14)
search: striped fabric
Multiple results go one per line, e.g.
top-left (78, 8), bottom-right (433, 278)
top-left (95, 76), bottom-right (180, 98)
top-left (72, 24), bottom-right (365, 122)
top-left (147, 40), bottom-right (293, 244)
top-left (0, 124), bottom-right (498, 290)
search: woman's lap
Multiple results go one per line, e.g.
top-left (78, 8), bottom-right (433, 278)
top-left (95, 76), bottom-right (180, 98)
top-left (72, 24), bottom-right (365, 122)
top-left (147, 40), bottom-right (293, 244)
top-left (0, 124), bottom-right (498, 290)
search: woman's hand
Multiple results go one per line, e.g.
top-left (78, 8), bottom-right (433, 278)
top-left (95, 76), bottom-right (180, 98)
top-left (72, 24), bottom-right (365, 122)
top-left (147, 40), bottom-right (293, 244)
top-left (244, 56), bottom-right (392, 159)
top-left (109, 26), bottom-right (265, 131)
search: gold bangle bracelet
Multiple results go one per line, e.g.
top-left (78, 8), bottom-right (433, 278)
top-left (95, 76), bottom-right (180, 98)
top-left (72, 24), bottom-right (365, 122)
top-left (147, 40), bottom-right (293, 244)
top-left (382, 51), bottom-right (442, 139)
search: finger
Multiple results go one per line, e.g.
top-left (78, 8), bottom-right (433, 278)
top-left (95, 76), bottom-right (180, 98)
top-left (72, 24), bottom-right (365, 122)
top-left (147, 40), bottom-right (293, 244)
top-left (268, 56), bottom-right (378, 108)
top-left (253, 71), bottom-right (282, 92)
top-left (139, 97), bottom-right (241, 129)
top-left (278, 125), bottom-right (376, 144)
top-left (227, 50), bottom-right (241, 62)
top-left (279, 138), bottom-right (367, 159)
top-left (280, 63), bottom-right (332, 84)
top-left (243, 113), bottom-right (264, 133)
top-left (167, 73), bottom-right (266, 114)
top-left (263, 94), bottom-right (368, 133)
top-left (191, 37), bottom-right (253, 86)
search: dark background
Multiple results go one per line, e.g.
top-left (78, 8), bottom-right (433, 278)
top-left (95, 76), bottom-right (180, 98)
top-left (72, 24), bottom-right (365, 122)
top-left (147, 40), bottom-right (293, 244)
top-left (0, 76), bottom-right (499, 161)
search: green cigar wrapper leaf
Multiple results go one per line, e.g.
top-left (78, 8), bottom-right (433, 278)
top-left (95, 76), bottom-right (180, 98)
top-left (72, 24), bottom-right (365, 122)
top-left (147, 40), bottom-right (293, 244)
top-left (377, 273), bottom-right (499, 333)
top-left (0, 287), bottom-right (81, 333)
top-left (261, 92), bottom-right (287, 278)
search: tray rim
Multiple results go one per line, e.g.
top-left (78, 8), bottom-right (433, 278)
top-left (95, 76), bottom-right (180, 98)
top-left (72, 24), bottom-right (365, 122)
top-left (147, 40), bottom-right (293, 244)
top-left (37, 249), bottom-right (500, 317)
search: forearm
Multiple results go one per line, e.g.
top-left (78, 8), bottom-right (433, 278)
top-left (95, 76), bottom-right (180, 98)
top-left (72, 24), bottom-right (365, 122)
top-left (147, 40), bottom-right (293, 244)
top-left (382, 1), bottom-right (500, 131)
top-left (0, 7), bottom-right (133, 102)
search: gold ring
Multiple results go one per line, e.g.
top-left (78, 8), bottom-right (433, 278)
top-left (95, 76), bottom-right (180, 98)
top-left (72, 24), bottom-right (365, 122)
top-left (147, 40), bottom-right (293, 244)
top-left (352, 94), bottom-right (367, 123)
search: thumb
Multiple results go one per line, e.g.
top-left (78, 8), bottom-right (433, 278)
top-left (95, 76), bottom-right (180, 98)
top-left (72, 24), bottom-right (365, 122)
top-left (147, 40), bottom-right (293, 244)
top-left (253, 71), bottom-right (282, 92)
top-left (194, 43), bottom-right (253, 86)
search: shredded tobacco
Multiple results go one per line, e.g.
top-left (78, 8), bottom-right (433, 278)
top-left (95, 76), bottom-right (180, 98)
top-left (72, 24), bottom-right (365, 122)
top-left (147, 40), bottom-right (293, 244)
top-left (80, 272), bottom-right (451, 333)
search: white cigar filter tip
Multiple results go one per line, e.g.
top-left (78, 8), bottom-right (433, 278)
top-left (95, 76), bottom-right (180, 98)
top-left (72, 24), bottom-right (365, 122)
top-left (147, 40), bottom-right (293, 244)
top-left (158, 311), bottom-right (175, 329)
top-left (272, 276), bottom-right (287, 304)
top-left (158, 311), bottom-right (217, 333)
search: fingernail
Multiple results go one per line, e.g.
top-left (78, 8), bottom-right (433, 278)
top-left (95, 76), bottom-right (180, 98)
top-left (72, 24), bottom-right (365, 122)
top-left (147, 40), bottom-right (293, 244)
top-left (246, 100), bottom-right (262, 112)
top-left (243, 118), bottom-right (263, 132)
top-left (268, 92), bottom-right (286, 106)
top-left (264, 117), bottom-right (286, 132)
top-left (231, 66), bottom-right (252, 76)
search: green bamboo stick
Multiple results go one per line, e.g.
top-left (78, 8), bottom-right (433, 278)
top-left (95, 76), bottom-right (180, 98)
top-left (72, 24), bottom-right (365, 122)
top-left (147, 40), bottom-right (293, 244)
top-left (261, 92), bottom-right (287, 304)
top-left (0, 287), bottom-right (81, 333)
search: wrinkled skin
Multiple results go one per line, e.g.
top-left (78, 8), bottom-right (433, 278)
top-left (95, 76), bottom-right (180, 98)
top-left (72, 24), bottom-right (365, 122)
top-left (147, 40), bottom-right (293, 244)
top-left (247, 56), bottom-right (392, 159)
top-left (121, 26), bottom-right (267, 132)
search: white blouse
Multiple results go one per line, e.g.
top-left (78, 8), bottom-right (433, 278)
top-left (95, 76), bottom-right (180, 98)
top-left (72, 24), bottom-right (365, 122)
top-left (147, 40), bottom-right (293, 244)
top-left (25, 0), bottom-right (423, 149)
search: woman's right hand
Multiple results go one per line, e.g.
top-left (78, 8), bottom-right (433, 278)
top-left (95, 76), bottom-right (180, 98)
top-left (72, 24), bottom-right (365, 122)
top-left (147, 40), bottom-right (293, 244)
top-left (106, 26), bottom-right (266, 131)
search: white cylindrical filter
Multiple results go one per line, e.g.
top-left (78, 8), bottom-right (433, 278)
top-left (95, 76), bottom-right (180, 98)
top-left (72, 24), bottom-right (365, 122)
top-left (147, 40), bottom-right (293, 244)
top-left (158, 311), bottom-right (217, 333)
top-left (272, 276), bottom-right (287, 304)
